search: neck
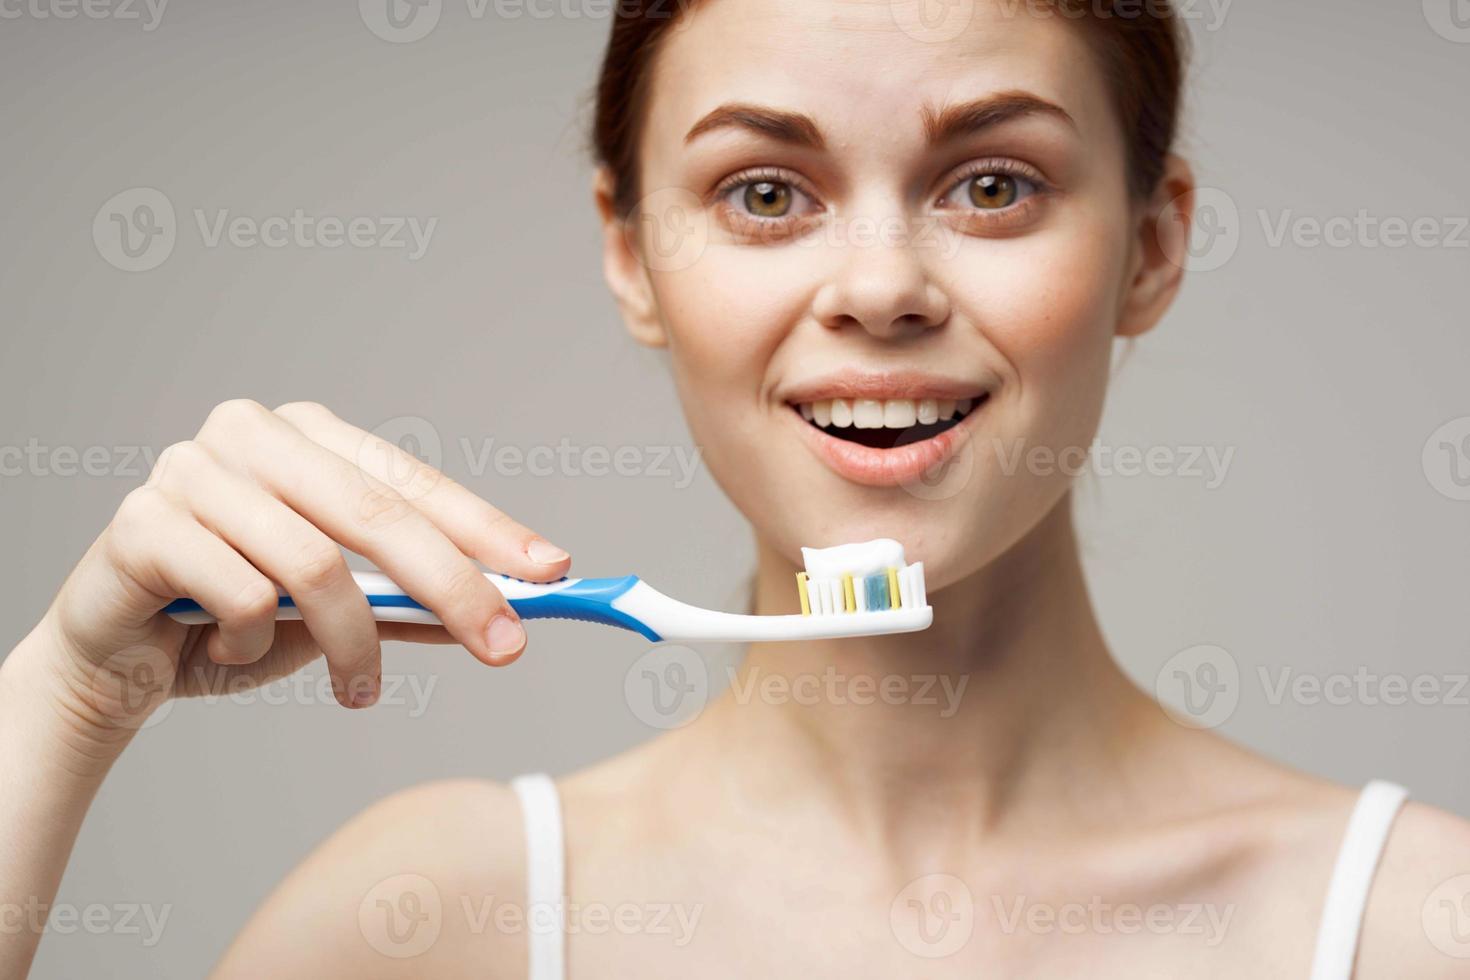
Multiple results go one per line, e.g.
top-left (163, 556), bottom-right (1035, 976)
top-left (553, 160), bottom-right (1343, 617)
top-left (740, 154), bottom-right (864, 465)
top-left (696, 497), bottom-right (1160, 846)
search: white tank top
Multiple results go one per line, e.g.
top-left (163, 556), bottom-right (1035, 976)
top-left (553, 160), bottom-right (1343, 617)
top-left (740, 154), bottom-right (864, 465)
top-left (510, 774), bottom-right (1408, 980)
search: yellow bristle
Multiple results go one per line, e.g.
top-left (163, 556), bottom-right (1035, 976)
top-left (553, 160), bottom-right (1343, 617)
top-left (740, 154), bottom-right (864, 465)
top-left (796, 573), bottom-right (811, 616)
top-left (842, 574), bottom-right (856, 612)
top-left (886, 567), bottom-right (901, 608)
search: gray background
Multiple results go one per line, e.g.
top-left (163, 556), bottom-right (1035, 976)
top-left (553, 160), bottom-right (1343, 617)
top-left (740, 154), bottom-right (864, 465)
top-left (1, 0), bottom-right (1467, 975)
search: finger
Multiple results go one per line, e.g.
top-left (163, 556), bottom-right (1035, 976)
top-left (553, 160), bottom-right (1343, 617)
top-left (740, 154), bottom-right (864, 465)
top-left (149, 440), bottom-right (382, 707)
top-left (377, 622), bottom-right (458, 644)
top-left (194, 400), bottom-right (525, 666)
top-left (104, 486), bottom-right (279, 666)
top-left (272, 401), bottom-right (571, 582)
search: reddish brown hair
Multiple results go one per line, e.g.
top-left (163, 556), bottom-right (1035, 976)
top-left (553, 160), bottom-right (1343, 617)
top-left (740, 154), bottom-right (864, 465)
top-left (591, 0), bottom-right (1188, 216)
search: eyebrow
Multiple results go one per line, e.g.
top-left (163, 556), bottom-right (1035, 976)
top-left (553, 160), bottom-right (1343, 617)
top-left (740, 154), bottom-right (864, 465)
top-left (683, 91), bottom-right (1076, 150)
top-left (921, 91), bottom-right (1077, 145)
top-left (684, 103), bottom-right (827, 149)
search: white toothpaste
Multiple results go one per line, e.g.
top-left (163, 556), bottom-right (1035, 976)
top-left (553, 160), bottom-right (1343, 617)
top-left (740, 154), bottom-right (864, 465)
top-left (801, 538), bottom-right (907, 579)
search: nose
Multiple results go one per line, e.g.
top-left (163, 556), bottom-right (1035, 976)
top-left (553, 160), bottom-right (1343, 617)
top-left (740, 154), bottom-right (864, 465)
top-left (810, 225), bottom-right (951, 340)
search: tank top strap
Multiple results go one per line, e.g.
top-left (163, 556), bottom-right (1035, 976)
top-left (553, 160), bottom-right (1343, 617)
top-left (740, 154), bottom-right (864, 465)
top-left (1307, 779), bottom-right (1409, 980)
top-left (511, 773), bottom-right (566, 980)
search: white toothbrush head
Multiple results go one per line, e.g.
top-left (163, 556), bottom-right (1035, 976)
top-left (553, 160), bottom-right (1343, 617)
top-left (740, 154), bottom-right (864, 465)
top-left (607, 538), bottom-right (932, 642)
top-left (795, 538), bottom-right (928, 622)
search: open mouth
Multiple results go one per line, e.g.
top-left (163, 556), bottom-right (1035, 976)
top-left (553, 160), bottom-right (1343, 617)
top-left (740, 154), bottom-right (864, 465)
top-left (790, 395), bottom-right (988, 450)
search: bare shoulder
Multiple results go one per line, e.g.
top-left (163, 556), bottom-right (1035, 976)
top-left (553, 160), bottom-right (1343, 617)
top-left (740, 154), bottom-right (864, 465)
top-left (211, 778), bottom-right (530, 980)
top-left (1356, 798), bottom-right (1470, 978)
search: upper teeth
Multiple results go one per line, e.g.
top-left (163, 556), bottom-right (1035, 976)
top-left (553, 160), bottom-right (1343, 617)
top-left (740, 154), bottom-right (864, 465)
top-left (797, 397), bottom-right (974, 429)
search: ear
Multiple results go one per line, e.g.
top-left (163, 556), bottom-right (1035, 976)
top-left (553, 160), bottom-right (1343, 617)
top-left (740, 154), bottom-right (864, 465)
top-left (1117, 154), bottom-right (1195, 339)
top-left (593, 166), bottom-right (668, 348)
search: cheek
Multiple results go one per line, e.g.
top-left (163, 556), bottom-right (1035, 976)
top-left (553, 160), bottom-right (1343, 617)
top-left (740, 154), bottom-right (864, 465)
top-left (646, 248), bottom-right (806, 468)
top-left (650, 244), bottom-right (816, 405)
top-left (955, 208), bottom-right (1132, 443)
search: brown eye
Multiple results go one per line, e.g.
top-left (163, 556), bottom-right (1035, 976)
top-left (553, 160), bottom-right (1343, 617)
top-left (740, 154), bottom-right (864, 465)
top-left (744, 181), bottom-right (792, 218)
top-left (968, 173), bottom-right (1019, 210)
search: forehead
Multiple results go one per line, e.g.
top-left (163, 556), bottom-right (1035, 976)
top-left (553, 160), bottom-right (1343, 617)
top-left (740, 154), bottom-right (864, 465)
top-left (643, 0), bottom-right (1114, 158)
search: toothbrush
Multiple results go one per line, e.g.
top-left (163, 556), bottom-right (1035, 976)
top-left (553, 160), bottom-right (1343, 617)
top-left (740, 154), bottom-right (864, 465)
top-left (163, 538), bottom-right (932, 643)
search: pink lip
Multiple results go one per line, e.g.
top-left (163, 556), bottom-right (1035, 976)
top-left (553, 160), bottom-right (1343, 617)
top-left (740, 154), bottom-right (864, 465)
top-left (780, 369), bottom-right (990, 404)
top-left (786, 394), bottom-right (988, 488)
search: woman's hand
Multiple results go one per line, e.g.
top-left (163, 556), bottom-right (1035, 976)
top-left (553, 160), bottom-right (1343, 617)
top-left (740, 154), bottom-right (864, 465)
top-left (0, 398), bottom-right (569, 977)
top-left (37, 398), bottom-right (572, 736)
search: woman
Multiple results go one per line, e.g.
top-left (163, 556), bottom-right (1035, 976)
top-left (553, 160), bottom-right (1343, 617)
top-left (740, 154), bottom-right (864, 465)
top-left (3, 0), bottom-right (1466, 976)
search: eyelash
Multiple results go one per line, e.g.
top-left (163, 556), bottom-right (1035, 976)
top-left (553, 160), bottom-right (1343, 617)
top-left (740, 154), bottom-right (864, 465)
top-left (711, 166), bottom-right (822, 237)
top-left (937, 158), bottom-right (1048, 218)
top-left (710, 159), bottom-right (1052, 238)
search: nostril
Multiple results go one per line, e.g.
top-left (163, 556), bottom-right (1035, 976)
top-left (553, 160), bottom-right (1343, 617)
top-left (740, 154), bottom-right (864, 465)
top-left (895, 312), bottom-right (941, 332)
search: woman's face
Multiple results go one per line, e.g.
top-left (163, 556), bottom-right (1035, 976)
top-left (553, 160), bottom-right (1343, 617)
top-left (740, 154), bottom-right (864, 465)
top-left (601, 0), bottom-right (1187, 589)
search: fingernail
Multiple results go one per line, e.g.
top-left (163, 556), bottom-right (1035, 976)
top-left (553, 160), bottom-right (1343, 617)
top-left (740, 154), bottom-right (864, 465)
top-left (349, 674), bottom-right (380, 708)
top-left (526, 538), bottom-right (570, 565)
top-left (487, 614), bottom-right (526, 659)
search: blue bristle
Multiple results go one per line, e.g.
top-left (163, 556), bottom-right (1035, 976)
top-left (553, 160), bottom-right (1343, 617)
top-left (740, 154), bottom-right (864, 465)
top-left (864, 573), bottom-right (890, 611)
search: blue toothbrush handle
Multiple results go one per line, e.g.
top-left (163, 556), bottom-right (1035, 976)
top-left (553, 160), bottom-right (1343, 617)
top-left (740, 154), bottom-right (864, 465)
top-left (162, 574), bottom-right (663, 642)
top-left (504, 576), bottom-right (660, 641)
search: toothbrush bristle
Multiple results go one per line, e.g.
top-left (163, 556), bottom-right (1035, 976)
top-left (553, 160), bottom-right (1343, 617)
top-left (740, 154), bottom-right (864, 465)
top-left (797, 561), bottom-right (927, 616)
